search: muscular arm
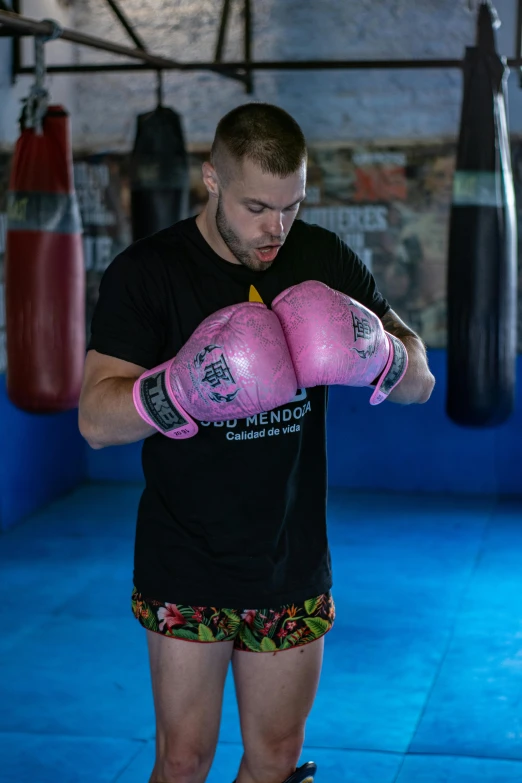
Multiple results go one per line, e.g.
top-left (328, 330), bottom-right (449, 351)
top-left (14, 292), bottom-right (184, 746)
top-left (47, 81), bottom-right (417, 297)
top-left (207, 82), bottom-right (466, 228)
top-left (381, 309), bottom-right (435, 405)
top-left (78, 350), bottom-right (156, 449)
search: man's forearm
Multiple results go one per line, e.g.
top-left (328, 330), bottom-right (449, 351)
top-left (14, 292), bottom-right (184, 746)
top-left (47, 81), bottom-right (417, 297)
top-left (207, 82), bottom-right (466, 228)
top-left (379, 308), bottom-right (435, 405)
top-left (79, 377), bottom-right (156, 449)
top-left (386, 335), bottom-right (435, 405)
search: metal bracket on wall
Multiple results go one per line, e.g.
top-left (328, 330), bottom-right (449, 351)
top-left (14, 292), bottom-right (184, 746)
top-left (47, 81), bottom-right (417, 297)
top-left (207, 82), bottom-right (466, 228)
top-left (104, 0), bottom-right (163, 104)
top-left (243, 0), bottom-right (253, 94)
top-left (214, 0), bottom-right (253, 94)
top-left (10, 0), bottom-right (20, 86)
top-left (3, 2), bottom-right (250, 90)
top-left (104, 0), bottom-right (146, 51)
top-left (516, 0), bottom-right (522, 86)
top-left (3, 5), bottom-right (522, 85)
top-left (215, 0), bottom-right (231, 63)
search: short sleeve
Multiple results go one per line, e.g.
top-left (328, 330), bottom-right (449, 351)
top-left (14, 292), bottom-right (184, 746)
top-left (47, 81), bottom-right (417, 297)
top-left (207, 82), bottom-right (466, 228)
top-left (327, 233), bottom-right (390, 319)
top-left (88, 247), bottom-right (166, 370)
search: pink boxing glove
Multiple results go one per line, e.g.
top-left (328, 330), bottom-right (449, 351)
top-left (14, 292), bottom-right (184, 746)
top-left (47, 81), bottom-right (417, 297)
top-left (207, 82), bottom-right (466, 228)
top-left (133, 302), bottom-right (298, 439)
top-left (272, 280), bottom-right (408, 405)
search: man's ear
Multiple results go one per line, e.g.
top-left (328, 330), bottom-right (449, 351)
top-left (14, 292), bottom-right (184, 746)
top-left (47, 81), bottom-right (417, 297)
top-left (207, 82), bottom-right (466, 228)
top-left (202, 161), bottom-right (219, 199)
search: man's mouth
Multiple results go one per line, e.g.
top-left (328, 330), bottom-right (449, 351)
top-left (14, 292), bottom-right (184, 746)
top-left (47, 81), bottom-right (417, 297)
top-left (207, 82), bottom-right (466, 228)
top-left (254, 245), bottom-right (282, 263)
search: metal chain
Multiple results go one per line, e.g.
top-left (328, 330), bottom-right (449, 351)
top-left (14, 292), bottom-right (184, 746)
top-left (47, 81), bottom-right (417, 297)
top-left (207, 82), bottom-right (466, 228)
top-left (156, 70), bottom-right (163, 107)
top-left (22, 18), bottom-right (63, 134)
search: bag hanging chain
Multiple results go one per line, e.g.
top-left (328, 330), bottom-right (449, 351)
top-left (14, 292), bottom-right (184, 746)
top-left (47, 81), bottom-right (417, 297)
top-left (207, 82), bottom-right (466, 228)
top-left (22, 18), bottom-right (63, 134)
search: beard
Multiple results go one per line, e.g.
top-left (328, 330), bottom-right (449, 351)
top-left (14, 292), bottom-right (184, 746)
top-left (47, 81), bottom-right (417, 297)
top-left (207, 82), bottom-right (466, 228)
top-left (215, 198), bottom-right (282, 272)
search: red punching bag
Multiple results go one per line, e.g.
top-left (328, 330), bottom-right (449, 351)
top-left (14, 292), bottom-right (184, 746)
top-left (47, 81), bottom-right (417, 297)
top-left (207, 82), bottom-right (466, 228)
top-left (5, 105), bottom-right (85, 413)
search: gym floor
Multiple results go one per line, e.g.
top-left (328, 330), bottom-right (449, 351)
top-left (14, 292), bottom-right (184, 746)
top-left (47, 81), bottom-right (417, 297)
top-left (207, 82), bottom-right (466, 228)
top-left (1, 483), bottom-right (522, 782)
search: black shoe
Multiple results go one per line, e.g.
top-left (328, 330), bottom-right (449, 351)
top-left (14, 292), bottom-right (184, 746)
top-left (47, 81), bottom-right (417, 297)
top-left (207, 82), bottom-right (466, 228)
top-left (231, 761), bottom-right (317, 783)
top-left (284, 762), bottom-right (317, 783)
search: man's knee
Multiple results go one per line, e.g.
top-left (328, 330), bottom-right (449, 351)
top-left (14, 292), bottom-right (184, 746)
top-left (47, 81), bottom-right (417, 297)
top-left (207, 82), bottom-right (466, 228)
top-left (151, 745), bottom-right (214, 783)
top-left (243, 731), bottom-right (304, 782)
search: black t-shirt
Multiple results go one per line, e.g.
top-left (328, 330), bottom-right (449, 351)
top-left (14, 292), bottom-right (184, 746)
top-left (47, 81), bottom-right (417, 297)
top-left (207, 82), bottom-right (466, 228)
top-left (89, 216), bottom-right (389, 608)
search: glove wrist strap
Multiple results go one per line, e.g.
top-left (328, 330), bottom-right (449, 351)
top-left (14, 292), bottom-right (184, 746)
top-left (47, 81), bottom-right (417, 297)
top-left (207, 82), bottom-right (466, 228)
top-left (369, 333), bottom-right (408, 405)
top-left (133, 359), bottom-right (199, 439)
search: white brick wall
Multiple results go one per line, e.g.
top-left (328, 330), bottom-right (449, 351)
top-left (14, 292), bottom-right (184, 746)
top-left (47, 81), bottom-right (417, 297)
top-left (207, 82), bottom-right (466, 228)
top-left (0, 1), bottom-right (517, 151)
top-left (66, 0), bottom-right (522, 152)
top-left (0, 1), bottom-right (518, 150)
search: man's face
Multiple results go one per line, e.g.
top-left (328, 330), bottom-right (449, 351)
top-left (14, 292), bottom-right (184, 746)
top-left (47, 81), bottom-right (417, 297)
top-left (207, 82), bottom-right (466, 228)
top-left (215, 158), bottom-right (307, 272)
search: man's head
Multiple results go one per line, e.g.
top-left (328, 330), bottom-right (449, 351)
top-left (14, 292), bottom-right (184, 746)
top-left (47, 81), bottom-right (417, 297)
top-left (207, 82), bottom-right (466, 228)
top-left (201, 103), bottom-right (307, 272)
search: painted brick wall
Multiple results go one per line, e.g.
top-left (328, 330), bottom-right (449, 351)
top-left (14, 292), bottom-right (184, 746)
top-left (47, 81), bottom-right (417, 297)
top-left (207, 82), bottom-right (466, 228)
top-left (0, 3), bottom-right (520, 150)
top-left (69, 0), bottom-right (486, 152)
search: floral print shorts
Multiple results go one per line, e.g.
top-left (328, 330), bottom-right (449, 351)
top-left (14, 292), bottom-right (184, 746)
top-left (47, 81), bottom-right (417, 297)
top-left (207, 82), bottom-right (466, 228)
top-left (131, 586), bottom-right (335, 652)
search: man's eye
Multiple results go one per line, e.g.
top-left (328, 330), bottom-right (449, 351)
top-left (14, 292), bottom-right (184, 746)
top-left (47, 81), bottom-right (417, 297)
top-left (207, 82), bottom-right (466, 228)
top-left (248, 207), bottom-right (264, 214)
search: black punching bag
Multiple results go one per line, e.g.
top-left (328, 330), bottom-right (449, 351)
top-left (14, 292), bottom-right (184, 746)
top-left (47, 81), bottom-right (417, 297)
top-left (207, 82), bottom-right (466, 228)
top-left (446, 1), bottom-right (517, 427)
top-left (130, 105), bottom-right (189, 241)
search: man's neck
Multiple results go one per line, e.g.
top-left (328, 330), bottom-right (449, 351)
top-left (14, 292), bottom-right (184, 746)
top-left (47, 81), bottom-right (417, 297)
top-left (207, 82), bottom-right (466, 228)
top-left (195, 206), bottom-right (239, 265)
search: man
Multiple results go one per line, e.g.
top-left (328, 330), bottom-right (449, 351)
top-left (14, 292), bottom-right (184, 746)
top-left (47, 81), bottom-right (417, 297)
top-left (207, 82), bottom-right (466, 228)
top-left (79, 102), bottom-right (434, 783)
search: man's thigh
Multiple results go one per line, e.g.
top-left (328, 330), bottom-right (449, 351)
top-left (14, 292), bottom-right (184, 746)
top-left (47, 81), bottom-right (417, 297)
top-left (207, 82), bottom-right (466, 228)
top-left (137, 588), bottom-right (333, 767)
top-left (146, 629), bottom-right (234, 749)
top-left (232, 636), bottom-right (324, 743)
top-left (231, 591), bottom-right (334, 741)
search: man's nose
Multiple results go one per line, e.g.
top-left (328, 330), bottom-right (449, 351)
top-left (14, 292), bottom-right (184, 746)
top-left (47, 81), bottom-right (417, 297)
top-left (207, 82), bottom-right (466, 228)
top-left (263, 211), bottom-right (284, 238)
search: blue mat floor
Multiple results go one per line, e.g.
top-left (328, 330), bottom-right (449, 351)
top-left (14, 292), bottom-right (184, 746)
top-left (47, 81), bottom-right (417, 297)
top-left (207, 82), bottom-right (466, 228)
top-left (1, 482), bottom-right (522, 782)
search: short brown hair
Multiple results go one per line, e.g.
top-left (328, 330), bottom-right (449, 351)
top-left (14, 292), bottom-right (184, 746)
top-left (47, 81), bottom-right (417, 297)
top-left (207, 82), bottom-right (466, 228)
top-left (210, 102), bottom-right (307, 185)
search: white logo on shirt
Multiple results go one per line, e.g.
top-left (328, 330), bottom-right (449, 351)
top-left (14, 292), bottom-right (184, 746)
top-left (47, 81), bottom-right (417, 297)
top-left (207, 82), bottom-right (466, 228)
top-left (200, 389), bottom-right (311, 441)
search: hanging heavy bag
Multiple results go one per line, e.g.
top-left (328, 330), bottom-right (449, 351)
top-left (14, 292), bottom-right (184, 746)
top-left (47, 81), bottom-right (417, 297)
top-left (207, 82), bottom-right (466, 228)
top-left (446, 1), bottom-right (517, 427)
top-left (5, 105), bottom-right (86, 413)
top-left (130, 105), bottom-right (189, 241)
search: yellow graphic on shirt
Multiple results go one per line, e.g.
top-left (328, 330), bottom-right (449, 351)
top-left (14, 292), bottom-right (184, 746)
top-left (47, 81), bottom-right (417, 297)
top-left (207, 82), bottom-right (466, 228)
top-left (249, 285), bottom-right (264, 303)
